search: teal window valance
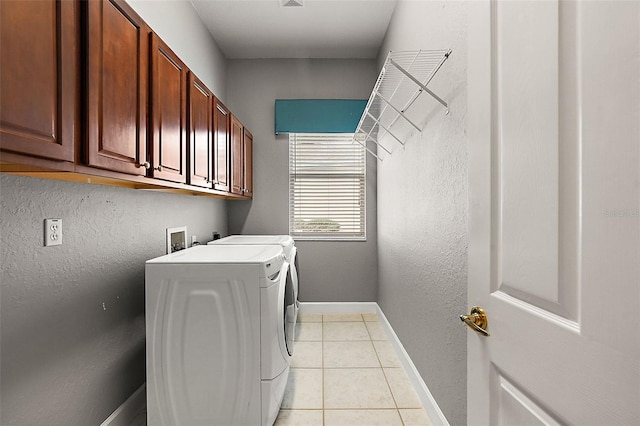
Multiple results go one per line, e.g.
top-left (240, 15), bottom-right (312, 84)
top-left (274, 99), bottom-right (367, 134)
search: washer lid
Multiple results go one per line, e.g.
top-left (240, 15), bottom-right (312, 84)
top-left (146, 244), bottom-right (283, 265)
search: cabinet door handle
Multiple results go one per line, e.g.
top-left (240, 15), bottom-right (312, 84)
top-left (137, 161), bottom-right (150, 169)
top-left (154, 166), bottom-right (162, 172)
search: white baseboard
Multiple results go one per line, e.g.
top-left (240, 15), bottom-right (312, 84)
top-left (298, 301), bottom-right (378, 314)
top-left (375, 305), bottom-right (450, 426)
top-left (101, 383), bottom-right (146, 426)
top-left (299, 301), bottom-right (449, 426)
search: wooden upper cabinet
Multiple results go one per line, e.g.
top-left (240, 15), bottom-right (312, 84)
top-left (188, 73), bottom-right (213, 188)
top-left (243, 128), bottom-right (253, 199)
top-left (150, 33), bottom-right (187, 184)
top-left (86, 0), bottom-right (149, 175)
top-left (230, 115), bottom-right (244, 196)
top-left (230, 115), bottom-right (253, 198)
top-left (213, 98), bottom-right (231, 192)
top-left (0, 0), bottom-right (78, 162)
top-left (0, 0), bottom-right (254, 199)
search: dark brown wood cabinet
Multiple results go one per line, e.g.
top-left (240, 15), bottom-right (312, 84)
top-left (1, 0), bottom-right (254, 199)
top-left (213, 98), bottom-right (231, 192)
top-left (230, 115), bottom-right (243, 196)
top-left (0, 0), bottom-right (78, 164)
top-left (150, 33), bottom-right (188, 184)
top-left (86, 0), bottom-right (149, 176)
top-left (188, 73), bottom-right (213, 188)
top-left (230, 115), bottom-right (253, 198)
top-left (243, 128), bottom-right (254, 198)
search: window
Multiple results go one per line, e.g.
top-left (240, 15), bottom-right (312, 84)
top-left (289, 133), bottom-right (366, 240)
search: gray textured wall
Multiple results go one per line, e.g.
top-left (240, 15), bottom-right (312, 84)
top-left (128, 0), bottom-right (227, 101)
top-left (225, 59), bottom-right (379, 302)
top-left (0, 2), bottom-right (228, 424)
top-left (376, 2), bottom-right (469, 425)
top-left (0, 176), bottom-right (227, 424)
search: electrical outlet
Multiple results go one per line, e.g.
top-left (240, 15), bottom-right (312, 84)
top-left (44, 218), bottom-right (62, 246)
top-left (191, 235), bottom-right (197, 246)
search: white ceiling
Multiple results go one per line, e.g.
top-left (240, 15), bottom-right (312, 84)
top-left (190, 0), bottom-right (398, 59)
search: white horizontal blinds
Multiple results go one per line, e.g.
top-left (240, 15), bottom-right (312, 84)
top-left (289, 133), bottom-right (366, 239)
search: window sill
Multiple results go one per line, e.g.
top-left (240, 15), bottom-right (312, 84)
top-left (291, 236), bottom-right (367, 242)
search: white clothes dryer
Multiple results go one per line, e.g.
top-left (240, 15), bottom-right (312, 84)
top-left (208, 235), bottom-right (300, 351)
top-left (145, 245), bottom-right (295, 426)
top-left (208, 235), bottom-right (299, 313)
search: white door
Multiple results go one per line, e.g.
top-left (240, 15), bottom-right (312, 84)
top-left (467, 1), bottom-right (639, 424)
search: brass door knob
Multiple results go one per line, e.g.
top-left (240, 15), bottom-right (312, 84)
top-left (460, 306), bottom-right (489, 336)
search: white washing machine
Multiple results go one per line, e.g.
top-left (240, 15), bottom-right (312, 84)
top-left (145, 245), bottom-right (295, 426)
top-left (208, 236), bottom-right (299, 358)
top-left (208, 235), bottom-right (299, 313)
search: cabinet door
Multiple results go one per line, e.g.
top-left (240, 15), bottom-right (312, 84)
top-left (213, 99), bottom-right (231, 192)
top-left (87, 0), bottom-right (149, 175)
top-left (188, 73), bottom-right (213, 188)
top-left (243, 128), bottom-right (253, 198)
top-left (150, 33), bottom-right (187, 184)
top-left (0, 0), bottom-right (77, 162)
top-left (230, 115), bottom-right (244, 196)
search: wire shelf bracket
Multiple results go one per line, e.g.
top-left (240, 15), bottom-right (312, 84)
top-left (353, 49), bottom-right (451, 161)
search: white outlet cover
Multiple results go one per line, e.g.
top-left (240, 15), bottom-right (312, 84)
top-left (44, 218), bottom-right (62, 247)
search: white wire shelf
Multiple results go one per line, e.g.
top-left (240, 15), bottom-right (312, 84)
top-left (353, 49), bottom-right (451, 161)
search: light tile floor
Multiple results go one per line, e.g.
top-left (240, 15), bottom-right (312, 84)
top-left (129, 312), bottom-right (433, 426)
top-left (275, 312), bottom-right (433, 426)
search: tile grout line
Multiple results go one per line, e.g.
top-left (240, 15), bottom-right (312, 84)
top-left (370, 315), bottom-right (405, 426)
top-left (321, 408), bottom-right (410, 411)
top-left (382, 366), bottom-right (408, 426)
top-left (368, 320), bottom-right (407, 426)
top-left (288, 314), bottom-right (424, 425)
